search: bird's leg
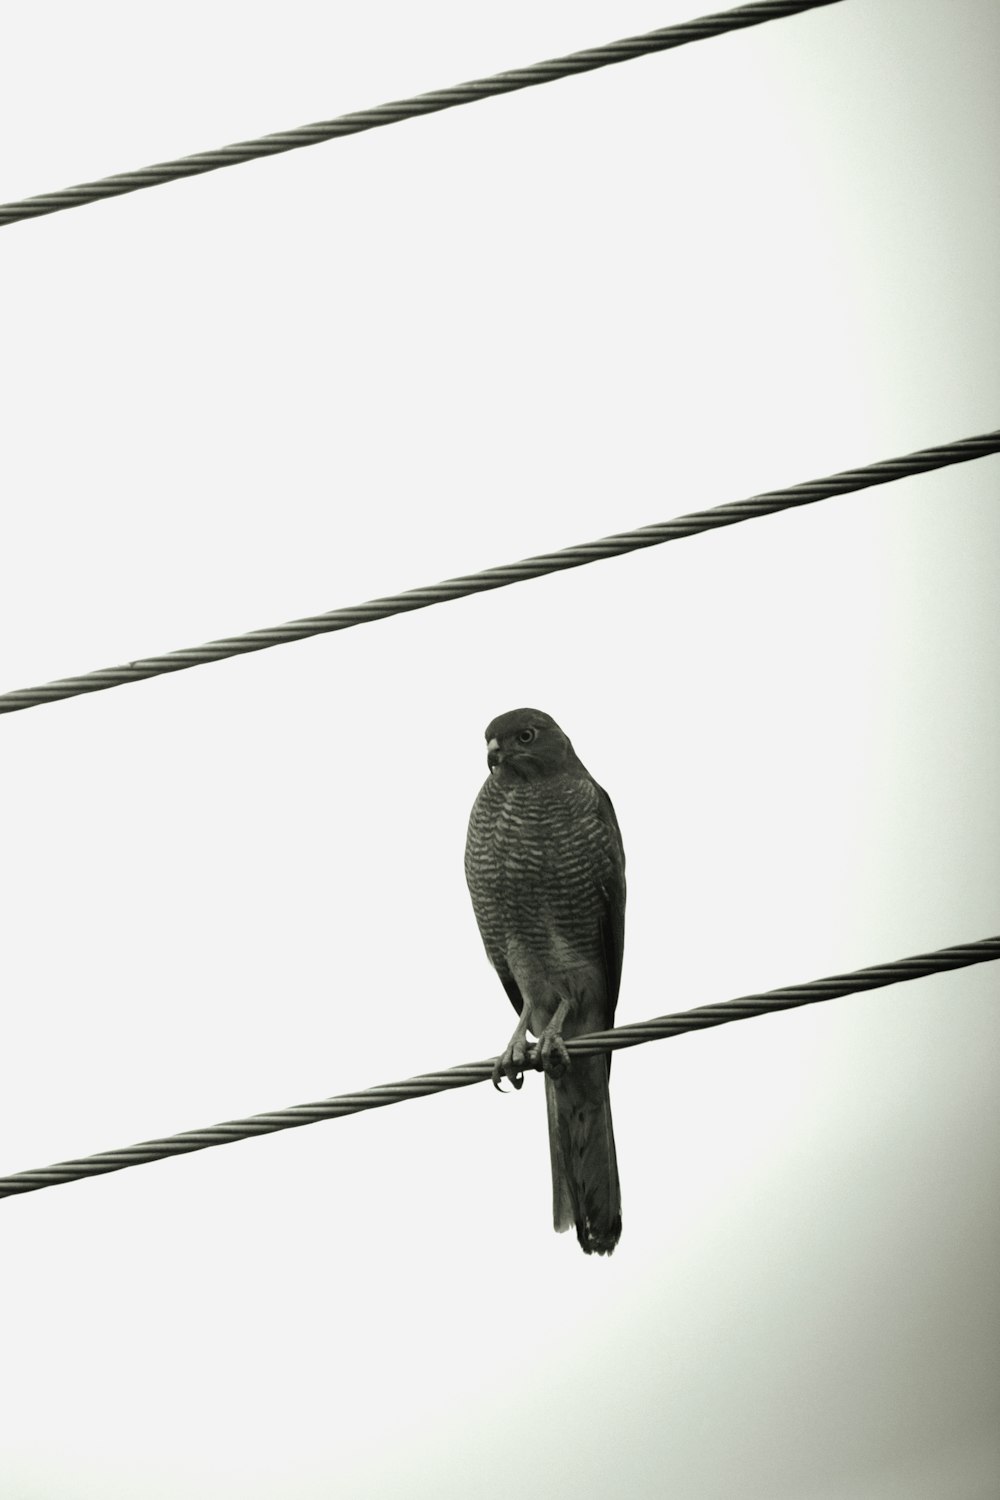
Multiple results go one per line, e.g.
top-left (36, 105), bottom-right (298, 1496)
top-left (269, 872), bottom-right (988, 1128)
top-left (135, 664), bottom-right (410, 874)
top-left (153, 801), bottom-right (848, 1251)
top-left (493, 1007), bottom-right (533, 1091)
top-left (535, 994), bottom-right (572, 1080)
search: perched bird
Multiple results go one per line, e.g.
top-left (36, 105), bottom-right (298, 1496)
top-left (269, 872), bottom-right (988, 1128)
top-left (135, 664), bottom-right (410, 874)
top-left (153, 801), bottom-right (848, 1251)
top-left (465, 708), bottom-right (625, 1255)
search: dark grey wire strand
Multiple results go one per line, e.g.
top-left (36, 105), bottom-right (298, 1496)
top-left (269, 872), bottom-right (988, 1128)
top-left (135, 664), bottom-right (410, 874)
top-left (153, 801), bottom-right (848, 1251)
top-left (1, 934), bottom-right (996, 1199)
top-left (0, 1), bottom-right (845, 228)
top-left (2, 430), bottom-right (998, 716)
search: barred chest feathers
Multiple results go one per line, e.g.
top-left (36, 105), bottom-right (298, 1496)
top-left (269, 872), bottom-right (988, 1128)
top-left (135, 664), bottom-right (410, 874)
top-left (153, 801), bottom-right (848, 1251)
top-left (465, 772), bottom-right (611, 964)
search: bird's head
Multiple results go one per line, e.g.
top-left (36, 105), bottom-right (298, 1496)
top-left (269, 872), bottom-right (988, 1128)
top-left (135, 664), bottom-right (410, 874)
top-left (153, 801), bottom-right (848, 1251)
top-left (483, 708), bottom-right (575, 782)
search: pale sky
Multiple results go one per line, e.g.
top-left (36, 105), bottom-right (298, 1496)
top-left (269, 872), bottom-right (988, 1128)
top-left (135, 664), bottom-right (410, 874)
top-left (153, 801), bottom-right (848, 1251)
top-left (1, 2), bottom-right (998, 1497)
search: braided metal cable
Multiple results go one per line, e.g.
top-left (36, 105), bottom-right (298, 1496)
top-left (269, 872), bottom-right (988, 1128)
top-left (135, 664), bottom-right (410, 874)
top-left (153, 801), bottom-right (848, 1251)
top-left (2, 430), bottom-right (997, 717)
top-left (0, 1), bottom-right (844, 229)
top-left (1, 934), bottom-right (996, 1201)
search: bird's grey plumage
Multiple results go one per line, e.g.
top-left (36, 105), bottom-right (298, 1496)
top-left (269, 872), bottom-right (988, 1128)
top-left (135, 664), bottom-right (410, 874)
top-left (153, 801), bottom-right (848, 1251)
top-left (465, 708), bottom-right (625, 1255)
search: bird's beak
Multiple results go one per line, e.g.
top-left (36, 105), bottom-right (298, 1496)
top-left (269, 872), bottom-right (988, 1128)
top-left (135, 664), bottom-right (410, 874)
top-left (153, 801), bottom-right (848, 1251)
top-left (486, 737), bottom-right (501, 772)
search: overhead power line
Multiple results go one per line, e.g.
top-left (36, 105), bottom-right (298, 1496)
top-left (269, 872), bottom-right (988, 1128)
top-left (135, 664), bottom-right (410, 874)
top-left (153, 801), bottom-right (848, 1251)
top-left (0, 934), bottom-right (996, 1201)
top-left (0, 1), bottom-right (845, 228)
top-left (1, 429), bottom-right (997, 717)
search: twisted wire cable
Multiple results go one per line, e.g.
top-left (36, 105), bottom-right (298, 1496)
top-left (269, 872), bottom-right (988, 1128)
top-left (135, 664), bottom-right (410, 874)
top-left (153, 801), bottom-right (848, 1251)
top-left (1, 934), bottom-right (996, 1201)
top-left (3, 432), bottom-right (995, 717)
top-left (2, 430), bottom-right (998, 717)
top-left (0, 1), bottom-right (844, 229)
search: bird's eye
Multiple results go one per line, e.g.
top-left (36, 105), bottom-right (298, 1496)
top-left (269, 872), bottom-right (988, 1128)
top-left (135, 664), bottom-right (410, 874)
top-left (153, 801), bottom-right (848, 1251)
top-left (516, 728), bottom-right (536, 745)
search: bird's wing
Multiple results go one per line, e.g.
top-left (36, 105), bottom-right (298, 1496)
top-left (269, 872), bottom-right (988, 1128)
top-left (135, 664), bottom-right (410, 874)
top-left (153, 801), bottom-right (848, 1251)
top-left (594, 781), bottom-right (626, 1027)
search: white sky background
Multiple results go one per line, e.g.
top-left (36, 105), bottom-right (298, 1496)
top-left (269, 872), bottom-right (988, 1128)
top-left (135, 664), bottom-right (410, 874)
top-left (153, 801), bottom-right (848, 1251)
top-left (1, 0), bottom-right (998, 1495)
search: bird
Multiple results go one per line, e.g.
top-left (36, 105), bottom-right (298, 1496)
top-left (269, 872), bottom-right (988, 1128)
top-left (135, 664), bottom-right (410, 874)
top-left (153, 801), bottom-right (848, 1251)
top-left (465, 708), bottom-right (625, 1255)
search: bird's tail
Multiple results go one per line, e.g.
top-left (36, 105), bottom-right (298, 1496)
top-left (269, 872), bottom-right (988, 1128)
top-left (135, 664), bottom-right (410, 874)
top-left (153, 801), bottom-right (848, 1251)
top-left (545, 1056), bottom-right (621, 1255)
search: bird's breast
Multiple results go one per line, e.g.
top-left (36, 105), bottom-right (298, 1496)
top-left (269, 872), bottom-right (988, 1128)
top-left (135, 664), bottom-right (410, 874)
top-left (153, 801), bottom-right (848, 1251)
top-left (465, 775), bottom-right (611, 961)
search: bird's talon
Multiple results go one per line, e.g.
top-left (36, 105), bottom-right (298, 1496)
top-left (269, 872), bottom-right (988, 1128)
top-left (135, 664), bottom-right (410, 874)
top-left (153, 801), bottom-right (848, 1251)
top-left (493, 1044), bottom-right (528, 1091)
top-left (538, 1030), bottom-right (571, 1079)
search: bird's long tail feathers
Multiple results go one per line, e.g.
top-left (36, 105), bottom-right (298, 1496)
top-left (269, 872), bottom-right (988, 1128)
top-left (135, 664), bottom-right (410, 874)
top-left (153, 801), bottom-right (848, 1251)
top-left (545, 1057), bottom-right (621, 1256)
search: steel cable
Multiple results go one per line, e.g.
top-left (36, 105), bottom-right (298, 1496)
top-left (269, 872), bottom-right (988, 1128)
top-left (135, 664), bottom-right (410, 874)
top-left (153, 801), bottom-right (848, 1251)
top-left (0, 1), bottom-right (845, 229)
top-left (2, 429), bottom-right (997, 717)
top-left (1, 933), bottom-right (996, 1200)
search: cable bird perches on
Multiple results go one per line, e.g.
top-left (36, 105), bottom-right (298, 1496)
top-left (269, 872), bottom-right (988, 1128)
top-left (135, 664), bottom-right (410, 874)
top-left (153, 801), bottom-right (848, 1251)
top-left (0, 1), bottom-right (844, 228)
top-left (1, 430), bottom-right (997, 716)
top-left (0, 934), bottom-right (996, 1201)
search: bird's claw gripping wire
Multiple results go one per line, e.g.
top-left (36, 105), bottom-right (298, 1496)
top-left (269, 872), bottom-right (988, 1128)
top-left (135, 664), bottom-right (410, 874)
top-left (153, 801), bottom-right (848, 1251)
top-left (492, 1044), bottom-right (528, 1091)
top-left (491, 1030), bottom-right (572, 1089)
top-left (535, 1027), bottom-right (571, 1080)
